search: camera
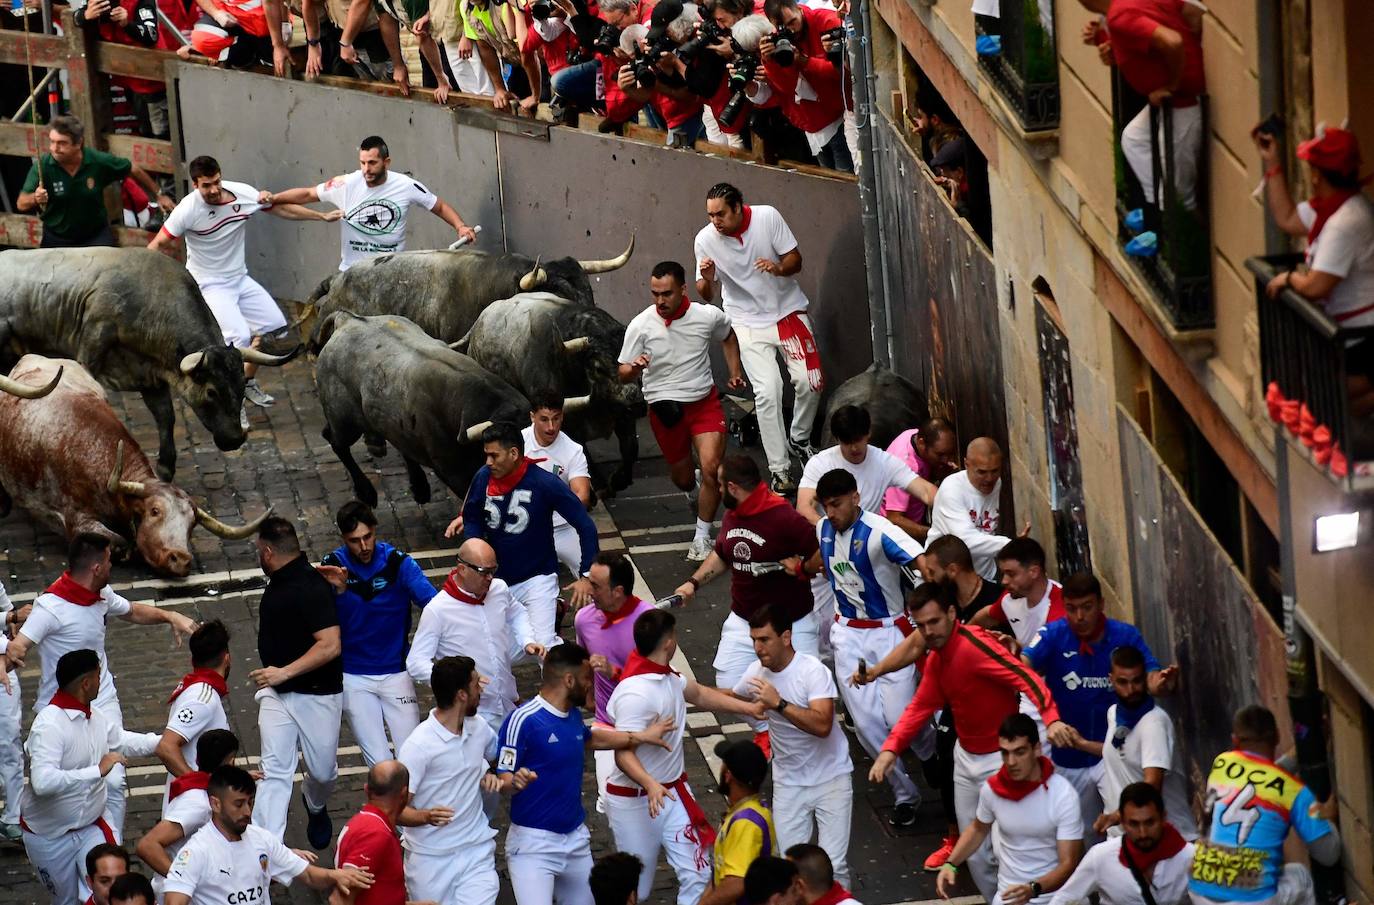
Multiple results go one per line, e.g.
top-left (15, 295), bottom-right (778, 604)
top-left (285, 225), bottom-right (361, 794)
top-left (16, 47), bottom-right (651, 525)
top-left (770, 26), bottom-right (797, 66)
top-left (719, 47), bottom-right (759, 128)
top-left (530, 0), bottom-right (553, 18)
top-left (676, 19), bottom-right (726, 61)
top-left (592, 22), bottom-right (622, 54)
top-left (821, 24), bottom-right (845, 67)
top-left (629, 35), bottom-right (677, 87)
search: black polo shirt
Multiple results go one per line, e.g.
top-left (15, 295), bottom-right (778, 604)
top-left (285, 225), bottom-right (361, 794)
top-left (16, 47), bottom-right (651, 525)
top-left (257, 554), bottom-right (343, 695)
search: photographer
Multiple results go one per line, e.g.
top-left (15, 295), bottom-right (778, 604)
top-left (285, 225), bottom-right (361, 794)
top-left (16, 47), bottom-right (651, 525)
top-left (756, 0), bottom-right (849, 171)
top-left (92, 0), bottom-right (195, 139)
top-left (672, 4), bottom-right (746, 148)
top-left (519, 0), bottom-right (586, 118)
top-left (605, 2), bottom-right (705, 146)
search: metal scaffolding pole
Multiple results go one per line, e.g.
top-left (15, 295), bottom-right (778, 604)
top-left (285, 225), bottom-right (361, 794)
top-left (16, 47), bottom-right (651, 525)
top-left (849, 0), bottom-right (893, 368)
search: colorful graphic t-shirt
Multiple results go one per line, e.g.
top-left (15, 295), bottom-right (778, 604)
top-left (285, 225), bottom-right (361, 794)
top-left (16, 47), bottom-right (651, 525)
top-left (316, 169), bottom-right (438, 270)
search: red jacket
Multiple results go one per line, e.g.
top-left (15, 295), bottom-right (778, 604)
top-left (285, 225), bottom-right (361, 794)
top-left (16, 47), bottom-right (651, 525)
top-left (99, 0), bottom-right (195, 94)
top-left (761, 5), bottom-right (843, 133)
top-left (600, 6), bottom-right (703, 131)
top-left (883, 623), bottom-right (1061, 756)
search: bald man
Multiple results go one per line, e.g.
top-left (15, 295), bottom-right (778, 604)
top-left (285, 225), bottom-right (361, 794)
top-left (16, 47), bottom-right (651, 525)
top-left (406, 540), bottom-right (545, 732)
top-left (925, 438), bottom-right (1025, 581)
top-left (333, 760), bottom-right (452, 905)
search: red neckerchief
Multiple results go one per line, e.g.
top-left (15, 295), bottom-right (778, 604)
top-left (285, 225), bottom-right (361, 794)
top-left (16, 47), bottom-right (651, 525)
top-left (50, 690), bottom-right (91, 718)
top-left (442, 570), bottom-right (486, 605)
top-left (168, 668), bottom-right (228, 703)
top-left (660, 295), bottom-right (691, 326)
top-left (46, 572), bottom-right (101, 606)
top-left (1307, 190), bottom-right (1358, 244)
top-left (359, 802), bottom-right (396, 831)
top-left (987, 756), bottom-right (1055, 801)
top-left (620, 650), bottom-right (679, 680)
top-left (811, 883), bottom-right (854, 905)
top-left (169, 770), bottom-right (210, 801)
top-left (734, 482), bottom-right (792, 516)
top-left (600, 595), bottom-right (644, 628)
top-left (1077, 615), bottom-right (1108, 655)
top-left (723, 204), bottom-right (753, 243)
top-left (1121, 822), bottom-right (1188, 872)
top-left (486, 456), bottom-right (546, 497)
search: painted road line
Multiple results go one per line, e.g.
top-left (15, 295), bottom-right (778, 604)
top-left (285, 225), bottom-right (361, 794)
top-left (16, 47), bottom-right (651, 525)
top-left (619, 522), bottom-right (717, 538)
top-left (626, 541), bottom-right (693, 555)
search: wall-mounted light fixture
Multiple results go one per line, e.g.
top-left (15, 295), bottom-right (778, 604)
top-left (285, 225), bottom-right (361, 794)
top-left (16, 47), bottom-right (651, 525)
top-left (1313, 510), bottom-right (1369, 553)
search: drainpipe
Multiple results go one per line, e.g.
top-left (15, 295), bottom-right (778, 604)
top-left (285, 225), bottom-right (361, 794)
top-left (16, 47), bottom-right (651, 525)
top-left (849, 0), bottom-right (893, 368)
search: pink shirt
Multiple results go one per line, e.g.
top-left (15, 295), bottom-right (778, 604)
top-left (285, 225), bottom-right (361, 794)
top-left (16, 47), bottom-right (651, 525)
top-left (574, 598), bottom-right (656, 724)
top-left (881, 429), bottom-right (931, 523)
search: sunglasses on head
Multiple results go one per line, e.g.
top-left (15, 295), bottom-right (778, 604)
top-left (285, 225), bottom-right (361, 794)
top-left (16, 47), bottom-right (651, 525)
top-left (458, 556), bottom-right (498, 576)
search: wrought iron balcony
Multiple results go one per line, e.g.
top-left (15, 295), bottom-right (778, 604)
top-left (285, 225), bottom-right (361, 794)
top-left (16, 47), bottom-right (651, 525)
top-left (974, 0), bottom-right (1060, 132)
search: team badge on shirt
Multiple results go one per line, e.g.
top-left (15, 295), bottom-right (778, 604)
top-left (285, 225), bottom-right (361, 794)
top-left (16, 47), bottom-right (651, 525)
top-left (347, 200), bottom-right (403, 236)
top-left (259, 853), bottom-right (269, 872)
top-left (176, 707), bottom-right (196, 724)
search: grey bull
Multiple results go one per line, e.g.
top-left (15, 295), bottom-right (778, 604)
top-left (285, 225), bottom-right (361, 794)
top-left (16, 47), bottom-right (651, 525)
top-left (455, 293), bottom-right (645, 494)
top-left (0, 248), bottom-right (293, 479)
top-left (313, 312), bottom-right (530, 505)
top-left (822, 362), bottom-right (931, 450)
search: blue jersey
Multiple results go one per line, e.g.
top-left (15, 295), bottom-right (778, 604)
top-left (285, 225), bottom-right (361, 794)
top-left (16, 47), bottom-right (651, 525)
top-left (497, 696), bottom-right (588, 834)
top-left (818, 510), bottom-right (923, 620)
top-left (1025, 617), bottom-right (1161, 769)
top-left (463, 463), bottom-right (598, 586)
top-left (323, 541), bottom-right (436, 675)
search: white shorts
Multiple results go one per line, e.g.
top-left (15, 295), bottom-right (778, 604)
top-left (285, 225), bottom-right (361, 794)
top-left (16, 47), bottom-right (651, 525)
top-left (553, 523), bottom-right (582, 576)
top-left (506, 823), bottom-right (594, 905)
top-left (713, 610), bottom-right (820, 691)
top-left (199, 274), bottom-right (287, 348)
top-left (508, 572), bottom-right (562, 648)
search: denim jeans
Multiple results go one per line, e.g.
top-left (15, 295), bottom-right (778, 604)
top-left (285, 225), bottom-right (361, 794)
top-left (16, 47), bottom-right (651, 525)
top-left (643, 104), bottom-right (704, 147)
top-left (815, 125), bottom-right (854, 172)
top-left (551, 59), bottom-right (600, 109)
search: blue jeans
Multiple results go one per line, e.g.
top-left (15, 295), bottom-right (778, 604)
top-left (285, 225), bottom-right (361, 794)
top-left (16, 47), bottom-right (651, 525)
top-left (644, 104), bottom-right (705, 147)
top-left (815, 125), bottom-right (854, 172)
top-left (551, 60), bottom-right (600, 109)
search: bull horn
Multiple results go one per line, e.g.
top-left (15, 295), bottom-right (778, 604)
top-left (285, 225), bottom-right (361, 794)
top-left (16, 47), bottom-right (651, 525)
top-left (462, 420), bottom-right (493, 443)
top-left (179, 352), bottom-right (205, 375)
top-left (106, 441), bottom-right (148, 497)
top-left (519, 257), bottom-right (547, 292)
top-left (195, 504), bottom-right (274, 540)
top-left (563, 394), bottom-right (592, 414)
top-left (448, 337), bottom-right (470, 352)
top-left (240, 345), bottom-right (299, 366)
top-left (578, 234), bottom-right (635, 274)
top-left (0, 365), bottom-right (62, 399)
top-left (562, 337), bottom-right (591, 354)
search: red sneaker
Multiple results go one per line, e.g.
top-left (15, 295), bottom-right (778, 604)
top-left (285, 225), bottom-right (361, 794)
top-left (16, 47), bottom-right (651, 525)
top-left (923, 835), bottom-right (958, 872)
top-left (752, 730), bottom-right (772, 761)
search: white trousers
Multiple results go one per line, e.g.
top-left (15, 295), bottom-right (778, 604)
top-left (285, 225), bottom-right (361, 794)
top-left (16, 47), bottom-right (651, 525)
top-left (406, 838), bottom-right (500, 905)
top-left (442, 42), bottom-right (497, 95)
top-left (1057, 760), bottom-right (1104, 849)
top-left (199, 274), bottom-right (287, 348)
top-left (702, 106), bottom-right (745, 149)
top-left (810, 576), bottom-right (836, 658)
top-left (831, 621), bottom-right (923, 804)
top-left (953, 742), bottom-right (1002, 901)
top-left (507, 823), bottom-right (594, 905)
top-left (252, 688), bottom-right (343, 837)
top-left (773, 773), bottom-right (854, 888)
top-left (1190, 864), bottom-right (1316, 905)
top-left (0, 669), bottom-right (23, 826)
top-left (553, 523), bottom-right (582, 576)
top-left (1121, 102), bottom-right (1203, 211)
top-left (343, 672), bottom-right (420, 768)
top-left (593, 748), bottom-right (613, 814)
top-left (23, 819), bottom-right (113, 905)
top-left (734, 314), bottom-right (823, 475)
top-left (91, 696), bottom-right (128, 836)
top-left (509, 572), bottom-right (562, 648)
top-left (605, 787), bottom-right (711, 905)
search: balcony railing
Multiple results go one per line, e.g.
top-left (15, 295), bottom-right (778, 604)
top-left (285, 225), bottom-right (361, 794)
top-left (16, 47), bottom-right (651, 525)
top-left (974, 0), bottom-right (1060, 132)
top-left (1111, 70), bottom-right (1213, 329)
top-left (1248, 254), bottom-right (1374, 482)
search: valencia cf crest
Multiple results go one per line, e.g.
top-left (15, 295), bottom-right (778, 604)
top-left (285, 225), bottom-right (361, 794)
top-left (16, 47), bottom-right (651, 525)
top-left (259, 853), bottom-right (269, 871)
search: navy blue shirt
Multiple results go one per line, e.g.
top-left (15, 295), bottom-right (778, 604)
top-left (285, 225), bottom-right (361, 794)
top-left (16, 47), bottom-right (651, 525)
top-left (497, 696), bottom-right (588, 834)
top-left (462, 463), bottom-right (598, 585)
top-left (323, 541), bottom-right (436, 675)
top-left (1025, 617), bottom-right (1161, 769)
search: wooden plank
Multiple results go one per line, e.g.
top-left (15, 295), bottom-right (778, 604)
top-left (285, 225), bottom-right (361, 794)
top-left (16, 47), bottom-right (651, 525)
top-left (0, 121), bottom-right (44, 159)
top-left (95, 43), bottom-right (182, 81)
top-left (105, 134), bottom-right (176, 174)
top-left (0, 27), bottom-right (66, 69)
top-left (310, 73), bottom-right (499, 110)
top-left (0, 214), bottom-right (152, 249)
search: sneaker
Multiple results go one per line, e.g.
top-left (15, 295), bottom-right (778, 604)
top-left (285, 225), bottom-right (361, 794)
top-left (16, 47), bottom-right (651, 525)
top-left (889, 801), bottom-right (919, 828)
top-left (687, 468), bottom-right (702, 506)
top-left (789, 440), bottom-right (817, 463)
top-left (923, 834), bottom-right (959, 871)
top-left (239, 405), bottom-right (250, 431)
top-left (303, 795), bottom-right (333, 849)
top-left (771, 470), bottom-right (797, 494)
top-left (0, 822), bottom-right (21, 844)
top-left (686, 536), bottom-right (713, 562)
top-left (244, 378), bottom-right (275, 407)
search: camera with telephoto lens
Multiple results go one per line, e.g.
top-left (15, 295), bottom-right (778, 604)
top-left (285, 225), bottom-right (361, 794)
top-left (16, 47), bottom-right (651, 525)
top-left (675, 19), bottom-right (726, 61)
top-left (530, 0), bottom-right (553, 18)
top-left (822, 24), bottom-right (845, 67)
top-left (592, 22), bottom-right (622, 54)
top-left (770, 26), bottom-right (798, 66)
top-left (719, 46), bottom-right (759, 128)
top-left (628, 33), bottom-right (678, 88)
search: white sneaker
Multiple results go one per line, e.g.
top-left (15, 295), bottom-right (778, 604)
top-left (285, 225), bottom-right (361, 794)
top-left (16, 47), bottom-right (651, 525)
top-left (244, 378), bottom-right (275, 407)
top-left (686, 536), bottom-right (713, 562)
top-left (771, 470), bottom-right (797, 494)
top-left (240, 405), bottom-right (250, 431)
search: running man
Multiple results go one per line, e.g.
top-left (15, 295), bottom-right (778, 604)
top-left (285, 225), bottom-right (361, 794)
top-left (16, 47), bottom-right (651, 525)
top-left (0, 578), bottom-right (23, 844)
top-left (260, 135), bottom-right (478, 271)
top-left (154, 621), bottom-right (232, 804)
top-left (523, 391), bottom-right (595, 577)
top-left (149, 155), bottom-right (338, 425)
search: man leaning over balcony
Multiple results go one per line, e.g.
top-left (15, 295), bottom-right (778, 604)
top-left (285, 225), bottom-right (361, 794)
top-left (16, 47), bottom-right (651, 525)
top-left (1079, 0), bottom-right (1205, 211)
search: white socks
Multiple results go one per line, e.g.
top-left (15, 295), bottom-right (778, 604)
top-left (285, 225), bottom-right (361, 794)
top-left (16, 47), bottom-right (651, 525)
top-left (695, 518), bottom-right (712, 542)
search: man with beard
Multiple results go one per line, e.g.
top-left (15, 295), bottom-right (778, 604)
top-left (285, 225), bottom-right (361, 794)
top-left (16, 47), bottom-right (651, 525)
top-left (702, 739), bottom-right (775, 905)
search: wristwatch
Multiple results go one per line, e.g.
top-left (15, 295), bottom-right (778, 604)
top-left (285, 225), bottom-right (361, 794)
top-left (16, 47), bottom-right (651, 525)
top-left (306, 36), bottom-right (321, 46)
top-left (775, 699), bottom-right (789, 713)
top-left (1030, 881), bottom-right (1043, 897)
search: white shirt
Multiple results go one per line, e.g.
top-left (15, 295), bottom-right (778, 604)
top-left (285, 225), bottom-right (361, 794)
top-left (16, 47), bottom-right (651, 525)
top-left (154, 788), bottom-right (213, 896)
top-left (19, 701), bottom-right (159, 836)
top-left (406, 580), bottom-right (534, 726)
top-left (162, 680), bottom-right (230, 802)
top-left (693, 205), bottom-right (811, 328)
top-left (734, 653), bottom-right (851, 785)
top-left (164, 821), bottom-right (309, 905)
top-left (1050, 834), bottom-right (1195, 905)
top-left (1297, 194), bottom-right (1374, 327)
top-left (1099, 705), bottom-right (1197, 840)
top-left (18, 585), bottom-right (132, 714)
top-left (317, 170), bottom-right (439, 270)
top-left (161, 181), bottom-right (266, 284)
top-left (926, 470), bottom-right (1008, 581)
top-left (618, 302), bottom-right (732, 404)
top-left (398, 711), bottom-right (499, 854)
top-left (994, 579), bottom-right (1063, 648)
top-left (819, 510), bottom-right (923, 620)
top-left (975, 772), bottom-right (1082, 897)
top-left (0, 580), bottom-right (13, 677)
top-left (522, 426), bottom-right (590, 531)
top-left (606, 671), bottom-right (688, 787)
top-left (800, 445), bottom-right (919, 515)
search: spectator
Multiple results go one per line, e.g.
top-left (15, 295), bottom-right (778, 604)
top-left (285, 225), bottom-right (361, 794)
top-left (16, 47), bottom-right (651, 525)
top-left (590, 853), bottom-right (645, 905)
top-left (184, 0), bottom-right (292, 71)
top-left (908, 88), bottom-right (960, 163)
top-left (926, 436), bottom-right (1018, 582)
top-left (880, 417), bottom-right (958, 540)
top-left (972, 537), bottom-right (1063, 650)
top-left (1079, 0), bottom-right (1205, 211)
top-left (520, 0), bottom-right (587, 120)
top-left (607, 2), bottom-right (707, 146)
top-left (701, 739), bottom-right (776, 905)
top-left (786, 844), bottom-right (861, 905)
top-left (335, 0), bottom-right (453, 101)
top-left (108, 872), bottom-right (158, 905)
top-left (86, 843), bottom-right (131, 905)
top-left (332, 760), bottom-right (439, 905)
top-left (94, 0), bottom-right (193, 138)
top-left (930, 136), bottom-right (969, 210)
top-left (756, 0), bottom-right (848, 170)
top-left (458, 0), bottom-right (525, 108)
top-left (744, 857), bottom-right (804, 905)
top-left (17, 115), bottom-right (173, 248)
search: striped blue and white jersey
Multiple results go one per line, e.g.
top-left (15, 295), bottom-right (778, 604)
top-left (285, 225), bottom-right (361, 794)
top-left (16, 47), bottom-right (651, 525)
top-left (818, 510), bottom-right (923, 620)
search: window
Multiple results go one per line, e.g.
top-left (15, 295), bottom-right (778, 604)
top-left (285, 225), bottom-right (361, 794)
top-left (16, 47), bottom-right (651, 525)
top-left (974, 0), bottom-right (1060, 132)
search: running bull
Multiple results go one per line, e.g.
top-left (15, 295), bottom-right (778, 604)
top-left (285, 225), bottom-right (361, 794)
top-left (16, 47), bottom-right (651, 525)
top-left (303, 236), bottom-right (636, 343)
top-left (0, 356), bottom-right (271, 576)
top-left (0, 248), bottom-right (293, 479)
top-left (455, 293), bottom-right (645, 494)
top-left (823, 362), bottom-right (931, 449)
top-left (312, 312), bottom-right (530, 506)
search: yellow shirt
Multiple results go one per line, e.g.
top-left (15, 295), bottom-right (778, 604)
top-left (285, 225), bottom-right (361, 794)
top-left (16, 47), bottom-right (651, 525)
top-left (713, 796), bottom-right (777, 885)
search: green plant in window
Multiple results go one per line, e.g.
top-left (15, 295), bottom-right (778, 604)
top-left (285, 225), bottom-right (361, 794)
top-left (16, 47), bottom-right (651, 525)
top-left (1022, 0), bottom-right (1056, 83)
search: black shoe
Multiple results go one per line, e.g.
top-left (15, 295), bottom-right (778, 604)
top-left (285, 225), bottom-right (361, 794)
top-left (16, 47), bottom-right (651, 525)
top-left (889, 802), bottom-right (918, 827)
top-left (304, 795), bottom-right (333, 849)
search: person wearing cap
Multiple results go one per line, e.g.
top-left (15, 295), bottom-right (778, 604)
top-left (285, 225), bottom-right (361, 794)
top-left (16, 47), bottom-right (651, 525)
top-left (930, 136), bottom-right (969, 210)
top-left (20, 649), bottom-right (161, 905)
top-left (702, 739), bottom-right (776, 905)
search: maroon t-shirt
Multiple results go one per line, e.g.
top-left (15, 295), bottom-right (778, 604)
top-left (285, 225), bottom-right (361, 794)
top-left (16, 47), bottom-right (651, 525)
top-left (715, 504), bottom-right (819, 622)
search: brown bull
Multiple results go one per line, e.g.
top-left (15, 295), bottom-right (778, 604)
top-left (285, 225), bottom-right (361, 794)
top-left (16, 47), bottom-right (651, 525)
top-left (0, 355), bottom-right (270, 576)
